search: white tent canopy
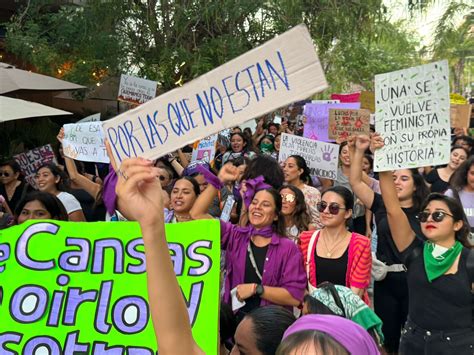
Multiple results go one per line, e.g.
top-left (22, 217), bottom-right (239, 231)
top-left (0, 96), bottom-right (72, 122)
top-left (0, 62), bottom-right (85, 94)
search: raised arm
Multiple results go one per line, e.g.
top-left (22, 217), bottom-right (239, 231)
top-left (189, 164), bottom-right (240, 220)
top-left (111, 155), bottom-right (203, 354)
top-left (374, 136), bottom-right (416, 252)
top-left (57, 128), bottom-right (101, 200)
top-left (348, 135), bottom-right (375, 208)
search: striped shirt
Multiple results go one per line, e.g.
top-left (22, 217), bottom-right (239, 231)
top-left (300, 230), bottom-right (372, 303)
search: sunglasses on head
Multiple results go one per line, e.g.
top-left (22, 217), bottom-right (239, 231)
top-left (317, 201), bottom-right (346, 215)
top-left (281, 193), bottom-right (296, 203)
top-left (416, 211), bottom-right (454, 223)
top-left (0, 172), bottom-right (10, 177)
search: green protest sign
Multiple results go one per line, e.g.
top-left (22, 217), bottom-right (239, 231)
top-left (0, 219), bottom-right (220, 354)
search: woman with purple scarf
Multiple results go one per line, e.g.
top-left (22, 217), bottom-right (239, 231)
top-left (190, 163), bottom-right (306, 318)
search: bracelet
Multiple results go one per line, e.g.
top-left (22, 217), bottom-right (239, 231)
top-left (195, 165), bottom-right (223, 190)
top-left (253, 283), bottom-right (257, 295)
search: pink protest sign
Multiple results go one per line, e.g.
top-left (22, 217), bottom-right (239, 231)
top-left (330, 92), bottom-right (361, 103)
top-left (303, 103), bottom-right (361, 142)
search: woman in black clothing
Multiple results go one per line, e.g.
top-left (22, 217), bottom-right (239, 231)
top-left (374, 135), bottom-right (474, 355)
top-left (349, 135), bottom-right (429, 354)
top-left (0, 160), bottom-right (32, 212)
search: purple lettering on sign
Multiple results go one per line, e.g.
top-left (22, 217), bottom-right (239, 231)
top-left (126, 238), bottom-right (146, 274)
top-left (23, 336), bottom-right (61, 355)
top-left (16, 222), bottom-right (59, 270)
top-left (63, 331), bottom-right (89, 354)
top-left (187, 240), bottom-right (212, 276)
top-left (168, 243), bottom-right (184, 276)
top-left (92, 342), bottom-right (125, 354)
top-left (0, 243), bottom-right (10, 273)
top-left (112, 296), bottom-right (149, 334)
top-left (92, 239), bottom-right (124, 274)
top-left (128, 347), bottom-right (154, 354)
top-left (95, 281), bottom-right (113, 334)
top-left (182, 281), bottom-right (204, 326)
top-left (10, 285), bottom-right (48, 323)
top-left (63, 287), bottom-right (97, 326)
top-left (47, 275), bottom-right (70, 327)
top-left (59, 238), bottom-right (90, 272)
top-left (0, 332), bottom-right (22, 354)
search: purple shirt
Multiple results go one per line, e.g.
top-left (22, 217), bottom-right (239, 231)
top-left (220, 220), bottom-right (307, 308)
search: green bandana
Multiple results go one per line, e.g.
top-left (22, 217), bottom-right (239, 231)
top-left (423, 241), bottom-right (463, 282)
top-left (260, 142), bottom-right (274, 153)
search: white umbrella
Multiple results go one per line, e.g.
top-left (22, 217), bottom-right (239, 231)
top-left (0, 96), bottom-right (72, 122)
top-left (0, 62), bottom-right (85, 94)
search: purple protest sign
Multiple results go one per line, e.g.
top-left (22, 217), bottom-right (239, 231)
top-left (303, 103), bottom-right (360, 142)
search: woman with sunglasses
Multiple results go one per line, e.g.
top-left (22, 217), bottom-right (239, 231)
top-left (282, 155), bottom-right (322, 229)
top-left (299, 186), bottom-right (372, 303)
top-left (0, 160), bottom-right (33, 213)
top-left (373, 137), bottom-right (474, 354)
top-left (190, 163), bottom-right (306, 318)
top-left (349, 134), bottom-right (429, 355)
top-left (279, 185), bottom-right (310, 243)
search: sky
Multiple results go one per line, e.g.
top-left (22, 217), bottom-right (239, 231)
top-left (385, 0), bottom-right (466, 49)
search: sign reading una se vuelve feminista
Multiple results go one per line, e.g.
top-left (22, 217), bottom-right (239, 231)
top-left (374, 60), bottom-right (451, 172)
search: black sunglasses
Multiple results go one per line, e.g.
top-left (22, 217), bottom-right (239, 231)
top-left (0, 172), bottom-right (10, 177)
top-left (317, 201), bottom-right (346, 215)
top-left (416, 211), bottom-right (454, 223)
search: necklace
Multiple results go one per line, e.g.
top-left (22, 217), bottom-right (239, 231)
top-left (175, 213), bottom-right (192, 221)
top-left (322, 229), bottom-right (347, 257)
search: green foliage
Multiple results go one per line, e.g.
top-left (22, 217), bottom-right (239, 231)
top-left (5, 0), bottom-right (423, 95)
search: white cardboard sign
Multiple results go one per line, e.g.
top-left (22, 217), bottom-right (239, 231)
top-left (103, 25), bottom-right (328, 165)
top-left (63, 122), bottom-right (110, 163)
top-left (118, 74), bottom-right (158, 105)
top-left (77, 113), bottom-right (101, 123)
top-left (374, 60), bottom-right (450, 171)
top-left (278, 133), bottom-right (339, 180)
top-left (191, 134), bottom-right (218, 163)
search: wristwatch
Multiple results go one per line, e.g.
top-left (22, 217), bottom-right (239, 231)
top-left (255, 284), bottom-right (264, 297)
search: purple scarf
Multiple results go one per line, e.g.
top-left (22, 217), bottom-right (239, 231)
top-left (238, 176), bottom-right (271, 208)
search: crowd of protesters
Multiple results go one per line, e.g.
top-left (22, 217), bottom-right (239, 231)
top-left (1, 105), bottom-right (474, 355)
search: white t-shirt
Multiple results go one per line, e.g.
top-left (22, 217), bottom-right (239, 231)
top-left (57, 192), bottom-right (83, 214)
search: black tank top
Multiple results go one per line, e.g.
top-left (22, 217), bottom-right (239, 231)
top-left (315, 246), bottom-right (349, 286)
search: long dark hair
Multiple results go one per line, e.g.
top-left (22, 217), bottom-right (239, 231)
top-left (407, 169), bottom-right (430, 212)
top-left (321, 186), bottom-right (354, 213)
top-left (250, 188), bottom-right (286, 236)
top-left (243, 155), bottom-right (284, 189)
top-left (15, 191), bottom-right (68, 222)
top-left (420, 193), bottom-right (471, 248)
top-left (245, 306), bottom-right (296, 355)
top-left (279, 185), bottom-right (310, 234)
top-left (288, 155), bottom-right (312, 186)
top-left (36, 163), bottom-right (70, 192)
top-left (172, 176), bottom-right (200, 197)
top-left (228, 132), bottom-right (253, 153)
top-left (449, 156), bottom-right (474, 192)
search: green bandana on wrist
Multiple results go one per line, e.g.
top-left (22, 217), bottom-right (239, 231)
top-left (423, 241), bottom-right (463, 282)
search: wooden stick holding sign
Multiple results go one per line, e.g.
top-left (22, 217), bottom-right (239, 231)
top-left (103, 25), bottom-right (327, 166)
top-left (328, 108), bottom-right (370, 141)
